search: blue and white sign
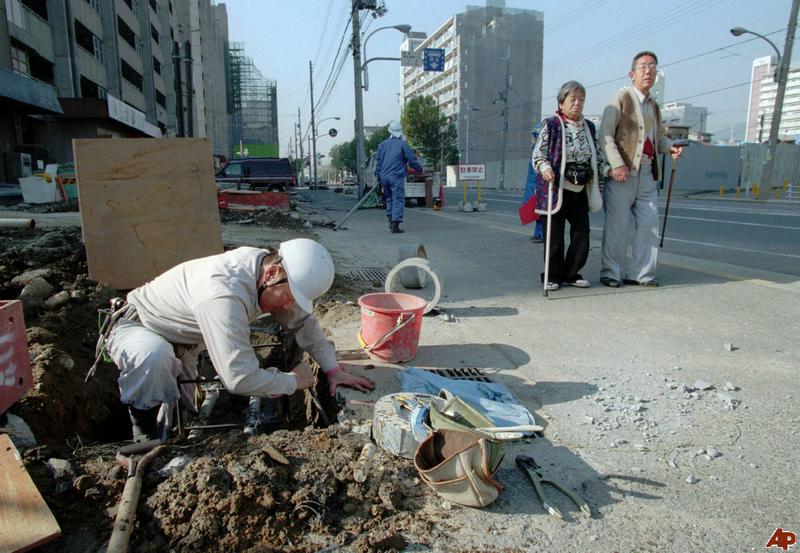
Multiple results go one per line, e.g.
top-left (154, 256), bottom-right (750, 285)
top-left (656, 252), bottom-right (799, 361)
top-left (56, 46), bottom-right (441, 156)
top-left (423, 48), bottom-right (445, 72)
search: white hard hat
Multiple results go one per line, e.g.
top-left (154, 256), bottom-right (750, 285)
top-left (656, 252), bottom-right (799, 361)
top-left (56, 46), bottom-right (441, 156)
top-left (278, 239), bottom-right (335, 313)
top-left (388, 120), bottom-right (403, 138)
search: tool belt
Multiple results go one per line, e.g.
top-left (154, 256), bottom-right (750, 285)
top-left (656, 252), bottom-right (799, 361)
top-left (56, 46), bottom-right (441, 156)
top-left (414, 428), bottom-right (504, 508)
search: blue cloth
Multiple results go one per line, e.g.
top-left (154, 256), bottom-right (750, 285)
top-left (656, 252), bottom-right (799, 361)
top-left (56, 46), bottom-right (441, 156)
top-left (524, 152), bottom-right (544, 239)
top-left (375, 137), bottom-right (423, 223)
top-left (398, 367), bottom-right (536, 428)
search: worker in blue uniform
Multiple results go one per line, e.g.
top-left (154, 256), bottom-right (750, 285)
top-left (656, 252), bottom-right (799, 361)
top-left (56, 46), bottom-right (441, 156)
top-left (374, 120), bottom-right (423, 234)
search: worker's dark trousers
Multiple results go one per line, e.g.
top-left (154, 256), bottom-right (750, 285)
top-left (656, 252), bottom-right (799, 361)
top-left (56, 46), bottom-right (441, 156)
top-left (540, 189), bottom-right (590, 284)
top-left (382, 175), bottom-right (406, 222)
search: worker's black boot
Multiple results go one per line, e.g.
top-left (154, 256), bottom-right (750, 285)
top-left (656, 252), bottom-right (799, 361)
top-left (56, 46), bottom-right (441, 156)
top-left (391, 221), bottom-right (405, 234)
top-left (128, 405), bottom-right (160, 442)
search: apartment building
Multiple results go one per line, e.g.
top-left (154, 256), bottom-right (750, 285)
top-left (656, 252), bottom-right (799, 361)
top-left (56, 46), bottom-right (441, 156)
top-left (400, 0), bottom-right (544, 182)
top-left (1, 0), bottom-right (230, 181)
top-left (745, 55), bottom-right (800, 142)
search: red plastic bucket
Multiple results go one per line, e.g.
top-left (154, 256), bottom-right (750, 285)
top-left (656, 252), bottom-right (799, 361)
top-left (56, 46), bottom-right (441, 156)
top-left (358, 292), bottom-right (426, 363)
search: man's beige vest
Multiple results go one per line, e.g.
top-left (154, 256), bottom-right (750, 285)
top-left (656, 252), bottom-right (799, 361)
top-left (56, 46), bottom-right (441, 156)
top-left (615, 90), bottom-right (664, 180)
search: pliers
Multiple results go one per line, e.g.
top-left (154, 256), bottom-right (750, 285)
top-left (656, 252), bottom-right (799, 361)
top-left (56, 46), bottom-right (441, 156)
top-left (515, 455), bottom-right (592, 520)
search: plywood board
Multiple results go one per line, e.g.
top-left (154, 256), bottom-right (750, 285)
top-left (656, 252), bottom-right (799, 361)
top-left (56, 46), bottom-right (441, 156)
top-left (0, 434), bottom-right (61, 552)
top-left (73, 138), bottom-right (223, 290)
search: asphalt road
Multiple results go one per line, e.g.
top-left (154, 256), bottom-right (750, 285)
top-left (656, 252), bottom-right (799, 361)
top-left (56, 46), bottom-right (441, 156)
top-left (445, 188), bottom-right (800, 277)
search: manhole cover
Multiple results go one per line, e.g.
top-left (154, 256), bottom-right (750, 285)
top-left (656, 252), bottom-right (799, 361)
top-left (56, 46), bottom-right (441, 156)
top-left (345, 267), bottom-right (388, 283)
top-left (428, 367), bottom-right (493, 383)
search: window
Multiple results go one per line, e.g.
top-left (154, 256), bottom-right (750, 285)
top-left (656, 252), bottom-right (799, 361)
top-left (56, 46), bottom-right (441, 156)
top-left (11, 43), bottom-right (29, 75)
top-left (21, 0), bottom-right (47, 20)
top-left (150, 24), bottom-right (159, 44)
top-left (84, 0), bottom-right (100, 13)
top-left (168, 0), bottom-right (173, 14)
top-left (155, 90), bottom-right (166, 107)
top-left (74, 19), bottom-right (103, 62)
top-left (117, 17), bottom-right (136, 49)
top-left (122, 0), bottom-right (133, 10)
top-left (149, 0), bottom-right (157, 12)
top-left (223, 163), bottom-right (242, 178)
top-left (153, 57), bottom-right (161, 75)
top-left (121, 59), bottom-right (144, 90)
top-left (80, 76), bottom-right (103, 98)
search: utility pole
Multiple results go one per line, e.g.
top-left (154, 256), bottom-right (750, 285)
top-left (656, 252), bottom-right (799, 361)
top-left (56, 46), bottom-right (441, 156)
top-left (308, 133), bottom-right (312, 184)
top-left (297, 108), bottom-right (305, 183)
top-left (499, 46), bottom-right (511, 190)
top-left (761, 0), bottom-right (799, 199)
top-left (351, 0), bottom-right (367, 198)
top-left (309, 61), bottom-right (318, 189)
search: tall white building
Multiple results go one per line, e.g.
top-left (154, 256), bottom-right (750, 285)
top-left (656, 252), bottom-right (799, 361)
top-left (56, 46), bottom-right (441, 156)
top-left (745, 56), bottom-right (800, 142)
top-left (400, 1), bottom-right (543, 174)
top-left (661, 102), bottom-right (708, 133)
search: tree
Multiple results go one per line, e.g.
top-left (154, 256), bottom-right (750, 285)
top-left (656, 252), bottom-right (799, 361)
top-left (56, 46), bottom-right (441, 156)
top-left (365, 125), bottom-right (389, 156)
top-left (400, 95), bottom-right (457, 170)
top-left (330, 139), bottom-right (356, 174)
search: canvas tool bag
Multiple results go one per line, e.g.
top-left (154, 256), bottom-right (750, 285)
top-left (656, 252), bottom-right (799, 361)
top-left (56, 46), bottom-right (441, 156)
top-left (414, 429), bottom-right (504, 508)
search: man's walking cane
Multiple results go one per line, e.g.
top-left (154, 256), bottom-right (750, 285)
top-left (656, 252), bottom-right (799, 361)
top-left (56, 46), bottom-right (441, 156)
top-left (659, 159), bottom-right (678, 248)
top-left (543, 181), bottom-right (554, 297)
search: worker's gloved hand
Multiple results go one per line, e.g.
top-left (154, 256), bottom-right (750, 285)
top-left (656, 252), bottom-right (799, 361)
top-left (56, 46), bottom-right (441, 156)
top-left (290, 361), bottom-right (314, 391)
top-left (326, 365), bottom-right (375, 396)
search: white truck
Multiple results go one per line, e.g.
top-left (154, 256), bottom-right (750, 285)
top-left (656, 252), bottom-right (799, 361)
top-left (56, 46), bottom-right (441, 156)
top-left (365, 153), bottom-right (440, 206)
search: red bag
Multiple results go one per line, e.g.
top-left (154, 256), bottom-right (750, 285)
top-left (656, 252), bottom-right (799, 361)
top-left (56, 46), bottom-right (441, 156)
top-left (518, 195), bottom-right (539, 225)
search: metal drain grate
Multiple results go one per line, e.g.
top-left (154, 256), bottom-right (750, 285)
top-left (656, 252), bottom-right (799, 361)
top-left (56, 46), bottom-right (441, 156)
top-left (345, 267), bottom-right (388, 283)
top-left (428, 367), bottom-right (494, 383)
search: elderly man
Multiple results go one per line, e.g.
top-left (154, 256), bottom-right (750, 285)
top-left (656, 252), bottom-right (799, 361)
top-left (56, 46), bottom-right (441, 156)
top-left (374, 120), bottom-right (423, 234)
top-left (599, 51), bottom-right (684, 287)
top-left (104, 239), bottom-right (374, 440)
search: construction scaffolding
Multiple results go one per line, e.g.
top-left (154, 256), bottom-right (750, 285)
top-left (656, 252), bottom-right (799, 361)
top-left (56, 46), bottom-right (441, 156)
top-left (225, 42), bottom-right (279, 158)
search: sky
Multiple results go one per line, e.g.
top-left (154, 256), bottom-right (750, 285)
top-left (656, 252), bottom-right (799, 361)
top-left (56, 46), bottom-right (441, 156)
top-left (224, 0), bottom-right (794, 159)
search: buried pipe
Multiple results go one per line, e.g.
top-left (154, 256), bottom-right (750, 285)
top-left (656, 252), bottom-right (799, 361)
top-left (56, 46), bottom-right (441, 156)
top-left (0, 218), bottom-right (35, 228)
top-left (107, 440), bottom-right (165, 553)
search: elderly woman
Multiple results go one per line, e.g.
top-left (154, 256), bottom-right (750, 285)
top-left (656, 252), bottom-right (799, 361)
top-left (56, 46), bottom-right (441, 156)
top-left (533, 80), bottom-right (604, 291)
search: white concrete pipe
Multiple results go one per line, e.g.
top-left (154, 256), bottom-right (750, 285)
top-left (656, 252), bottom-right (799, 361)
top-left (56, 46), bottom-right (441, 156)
top-left (0, 218), bottom-right (35, 228)
top-left (397, 244), bottom-right (428, 289)
top-left (384, 257), bottom-right (443, 314)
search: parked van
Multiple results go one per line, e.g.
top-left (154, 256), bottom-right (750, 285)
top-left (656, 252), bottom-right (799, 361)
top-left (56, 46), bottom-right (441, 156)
top-left (215, 157), bottom-right (296, 192)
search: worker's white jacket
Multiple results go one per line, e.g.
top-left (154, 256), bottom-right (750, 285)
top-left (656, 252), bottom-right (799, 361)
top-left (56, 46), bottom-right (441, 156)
top-left (126, 246), bottom-right (338, 398)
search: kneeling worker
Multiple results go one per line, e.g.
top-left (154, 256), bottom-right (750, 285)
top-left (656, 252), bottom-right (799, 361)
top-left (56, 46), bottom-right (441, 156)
top-left (104, 239), bottom-right (374, 440)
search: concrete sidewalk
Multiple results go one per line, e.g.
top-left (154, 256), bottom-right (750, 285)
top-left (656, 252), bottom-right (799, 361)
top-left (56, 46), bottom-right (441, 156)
top-left (307, 190), bottom-right (799, 552)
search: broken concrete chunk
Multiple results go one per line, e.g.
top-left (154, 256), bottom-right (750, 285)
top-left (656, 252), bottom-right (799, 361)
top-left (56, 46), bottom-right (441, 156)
top-left (693, 380), bottom-right (714, 391)
top-left (723, 342), bottom-right (734, 352)
top-left (43, 290), bottom-right (71, 310)
top-left (705, 447), bottom-right (722, 460)
top-left (56, 353), bottom-right (75, 370)
top-left (723, 382), bottom-right (738, 392)
top-left (19, 277), bottom-right (55, 307)
top-left (46, 458), bottom-right (75, 494)
top-left (717, 391), bottom-right (740, 409)
top-left (668, 460), bottom-right (678, 469)
top-left (685, 473), bottom-right (699, 484)
top-left (11, 268), bottom-right (53, 286)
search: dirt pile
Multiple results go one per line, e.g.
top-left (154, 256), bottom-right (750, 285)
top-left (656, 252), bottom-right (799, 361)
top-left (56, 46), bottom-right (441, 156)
top-left (7, 199), bottom-right (80, 213)
top-left (220, 206), bottom-right (337, 230)
top-left (24, 426), bottom-right (440, 553)
top-left (0, 227), bottom-right (127, 445)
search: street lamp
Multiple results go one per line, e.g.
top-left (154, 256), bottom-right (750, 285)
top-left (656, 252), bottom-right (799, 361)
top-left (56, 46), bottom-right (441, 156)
top-left (352, 17), bottom-right (411, 199)
top-left (363, 24), bottom-right (411, 91)
top-left (311, 116), bottom-right (340, 188)
top-left (730, 1), bottom-right (798, 200)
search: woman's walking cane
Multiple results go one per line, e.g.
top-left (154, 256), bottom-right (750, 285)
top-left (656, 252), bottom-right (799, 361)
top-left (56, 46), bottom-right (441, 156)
top-left (543, 181), bottom-right (554, 297)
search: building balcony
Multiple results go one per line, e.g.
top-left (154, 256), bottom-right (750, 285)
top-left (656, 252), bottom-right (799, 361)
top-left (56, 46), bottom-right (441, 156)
top-left (118, 38), bottom-right (144, 75)
top-left (121, 79), bottom-right (146, 111)
top-left (6, 0), bottom-right (54, 63)
top-left (116, 0), bottom-right (140, 38)
top-left (70, 0), bottom-right (103, 38)
top-left (76, 45), bottom-right (108, 89)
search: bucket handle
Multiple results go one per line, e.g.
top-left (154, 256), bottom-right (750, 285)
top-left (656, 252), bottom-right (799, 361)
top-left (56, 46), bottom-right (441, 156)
top-left (358, 312), bottom-right (416, 353)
